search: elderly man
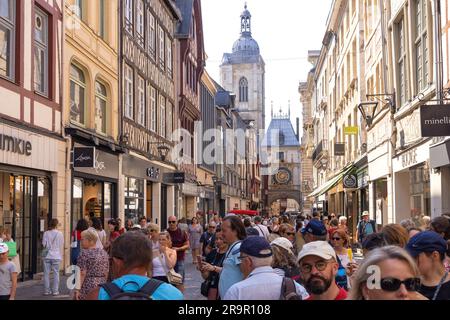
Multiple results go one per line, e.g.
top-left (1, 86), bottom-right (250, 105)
top-left (200, 221), bottom-right (217, 257)
top-left (356, 211), bottom-right (376, 243)
top-left (298, 241), bottom-right (347, 300)
top-left (167, 216), bottom-right (189, 292)
top-left (223, 236), bottom-right (309, 300)
top-left (253, 216), bottom-right (270, 240)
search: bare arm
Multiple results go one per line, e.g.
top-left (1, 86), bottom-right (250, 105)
top-left (164, 248), bottom-right (177, 269)
top-left (9, 272), bottom-right (17, 300)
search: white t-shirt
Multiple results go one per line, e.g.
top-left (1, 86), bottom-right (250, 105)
top-left (254, 224), bottom-right (270, 239)
top-left (42, 229), bottom-right (64, 260)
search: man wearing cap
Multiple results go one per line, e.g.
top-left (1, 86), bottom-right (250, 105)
top-left (223, 237), bottom-right (309, 300)
top-left (302, 220), bottom-right (328, 243)
top-left (356, 211), bottom-right (376, 243)
top-left (297, 241), bottom-right (348, 300)
top-left (200, 221), bottom-right (216, 257)
top-left (0, 243), bottom-right (17, 300)
top-left (406, 231), bottom-right (450, 300)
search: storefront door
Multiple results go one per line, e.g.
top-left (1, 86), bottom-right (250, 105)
top-left (8, 175), bottom-right (51, 281)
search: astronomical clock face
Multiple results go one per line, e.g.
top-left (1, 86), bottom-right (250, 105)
top-left (273, 168), bottom-right (292, 185)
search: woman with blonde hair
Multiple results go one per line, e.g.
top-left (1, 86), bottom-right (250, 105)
top-left (270, 237), bottom-right (300, 281)
top-left (348, 246), bottom-right (427, 300)
top-left (74, 229), bottom-right (109, 300)
top-left (150, 231), bottom-right (177, 283)
top-left (147, 223), bottom-right (160, 250)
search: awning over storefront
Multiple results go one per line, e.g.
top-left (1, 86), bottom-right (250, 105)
top-left (430, 138), bottom-right (450, 168)
top-left (307, 164), bottom-right (354, 198)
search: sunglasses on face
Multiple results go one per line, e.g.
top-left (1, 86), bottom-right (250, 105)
top-left (286, 232), bottom-right (295, 236)
top-left (379, 277), bottom-right (421, 292)
top-left (300, 260), bottom-right (330, 273)
top-left (332, 237), bottom-right (341, 241)
top-left (168, 221), bottom-right (177, 224)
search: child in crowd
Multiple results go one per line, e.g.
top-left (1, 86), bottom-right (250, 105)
top-left (0, 243), bottom-right (18, 300)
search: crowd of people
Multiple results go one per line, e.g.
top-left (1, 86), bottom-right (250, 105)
top-left (0, 210), bottom-right (449, 300)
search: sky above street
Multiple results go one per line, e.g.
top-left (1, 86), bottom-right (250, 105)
top-left (202, 0), bottom-right (333, 134)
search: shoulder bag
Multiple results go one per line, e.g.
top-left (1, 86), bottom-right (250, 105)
top-left (41, 232), bottom-right (58, 258)
top-left (157, 252), bottom-right (183, 286)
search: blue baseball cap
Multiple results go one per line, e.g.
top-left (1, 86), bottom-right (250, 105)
top-left (240, 236), bottom-right (272, 258)
top-left (301, 220), bottom-right (327, 237)
top-left (406, 231), bottom-right (448, 258)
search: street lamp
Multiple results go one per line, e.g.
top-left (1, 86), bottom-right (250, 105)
top-left (358, 101), bottom-right (379, 127)
top-left (157, 145), bottom-right (170, 161)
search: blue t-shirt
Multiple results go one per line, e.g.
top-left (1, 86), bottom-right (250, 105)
top-left (218, 241), bottom-right (243, 298)
top-left (364, 222), bottom-right (374, 236)
top-left (98, 274), bottom-right (183, 300)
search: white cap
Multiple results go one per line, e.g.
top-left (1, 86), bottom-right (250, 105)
top-left (132, 224), bottom-right (142, 229)
top-left (297, 241), bottom-right (336, 262)
top-left (0, 243), bottom-right (9, 254)
top-left (271, 237), bottom-right (294, 252)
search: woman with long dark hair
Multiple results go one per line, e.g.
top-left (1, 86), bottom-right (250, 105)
top-left (71, 219), bottom-right (89, 265)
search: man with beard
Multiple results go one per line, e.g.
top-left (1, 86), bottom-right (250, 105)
top-left (297, 241), bottom-right (348, 300)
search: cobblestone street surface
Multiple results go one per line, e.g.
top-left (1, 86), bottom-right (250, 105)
top-left (15, 252), bottom-right (204, 300)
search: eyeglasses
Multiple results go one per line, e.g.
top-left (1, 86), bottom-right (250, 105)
top-left (286, 232), bottom-right (296, 236)
top-left (168, 221), bottom-right (177, 224)
top-left (332, 237), bottom-right (341, 241)
top-left (300, 260), bottom-right (331, 273)
top-left (380, 278), bottom-right (421, 292)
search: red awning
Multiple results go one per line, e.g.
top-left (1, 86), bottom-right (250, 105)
top-left (228, 210), bottom-right (259, 216)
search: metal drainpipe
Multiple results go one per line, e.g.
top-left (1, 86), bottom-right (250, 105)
top-left (434, 0), bottom-right (444, 103)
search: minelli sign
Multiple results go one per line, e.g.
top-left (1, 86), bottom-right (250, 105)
top-left (0, 134), bottom-right (32, 156)
top-left (420, 104), bottom-right (450, 137)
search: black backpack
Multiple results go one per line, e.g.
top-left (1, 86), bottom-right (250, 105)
top-left (100, 279), bottom-right (163, 300)
top-left (280, 277), bottom-right (302, 300)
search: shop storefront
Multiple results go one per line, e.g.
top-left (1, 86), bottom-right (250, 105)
top-left (181, 182), bottom-right (200, 219)
top-left (123, 155), bottom-right (176, 230)
top-left (393, 141), bottom-right (432, 223)
top-left (429, 137), bottom-right (450, 217)
top-left (0, 123), bottom-right (65, 281)
top-left (72, 144), bottom-right (120, 230)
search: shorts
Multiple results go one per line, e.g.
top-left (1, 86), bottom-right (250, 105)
top-left (174, 260), bottom-right (185, 283)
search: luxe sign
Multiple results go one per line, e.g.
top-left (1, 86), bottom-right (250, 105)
top-left (420, 104), bottom-right (450, 137)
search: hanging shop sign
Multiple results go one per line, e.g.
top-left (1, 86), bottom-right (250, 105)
top-left (334, 143), bottom-right (345, 156)
top-left (73, 147), bottom-right (95, 168)
top-left (164, 172), bottom-right (185, 184)
top-left (146, 167), bottom-right (161, 180)
top-left (420, 104), bottom-right (450, 137)
top-left (343, 174), bottom-right (358, 189)
top-left (344, 126), bottom-right (359, 135)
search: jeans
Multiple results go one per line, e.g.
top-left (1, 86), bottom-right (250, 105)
top-left (43, 259), bottom-right (61, 294)
top-left (174, 260), bottom-right (185, 283)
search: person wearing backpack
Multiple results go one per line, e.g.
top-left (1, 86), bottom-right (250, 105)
top-left (223, 236), bottom-right (309, 300)
top-left (86, 231), bottom-right (183, 300)
top-left (356, 211), bottom-right (377, 243)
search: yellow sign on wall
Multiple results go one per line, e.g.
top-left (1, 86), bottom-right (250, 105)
top-left (344, 126), bottom-right (359, 135)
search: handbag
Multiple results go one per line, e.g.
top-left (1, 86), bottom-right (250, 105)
top-left (201, 279), bottom-right (211, 297)
top-left (4, 241), bottom-right (17, 258)
top-left (158, 254), bottom-right (183, 286)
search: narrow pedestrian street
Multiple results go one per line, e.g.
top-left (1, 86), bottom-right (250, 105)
top-left (15, 252), bottom-right (204, 300)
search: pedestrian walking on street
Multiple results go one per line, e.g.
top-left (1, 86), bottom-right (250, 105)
top-left (147, 223), bottom-right (161, 250)
top-left (406, 231), bottom-right (450, 300)
top-left (269, 217), bottom-right (280, 234)
top-left (0, 243), bottom-right (17, 300)
top-left (356, 211), bottom-right (376, 243)
top-left (223, 236), bottom-right (309, 300)
top-left (74, 229), bottom-right (109, 300)
top-left (302, 220), bottom-right (328, 243)
top-left (361, 232), bottom-right (384, 255)
top-left (105, 219), bottom-right (121, 253)
top-left (71, 219), bottom-right (89, 266)
top-left (338, 216), bottom-right (348, 234)
top-left (125, 219), bottom-right (133, 232)
top-left (253, 216), bottom-right (270, 240)
top-left (0, 227), bottom-right (21, 276)
top-left (348, 246), bottom-right (426, 300)
top-left (86, 232), bottom-right (183, 300)
top-left (199, 227), bottom-right (228, 300)
top-left (150, 232), bottom-right (177, 284)
top-left (89, 218), bottom-right (107, 250)
top-left (279, 223), bottom-right (298, 255)
top-left (218, 215), bottom-right (246, 299)
top-left (117, 218), bottom-right (126, 235)
top-left (429, 216), bottom-right (450, 240)
top-left (330, 229), bottom-right (355, 290)
top-left (167, 216), bottom-right (190, 292)
top-left (189, 217), bottom-right (203, 265)
top-left (42, 219), bottom-right (64, 296)
top-left (200, 222), bottom-right (216, 257)
top-left (327, 218), bottom-right (339, 240)
top-left (298, 241), bottom-right (348, 300)
top-left (270, 237), bottom-right (300, 281)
